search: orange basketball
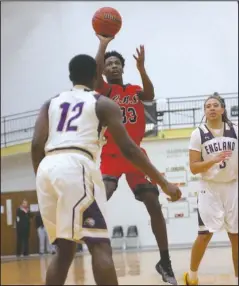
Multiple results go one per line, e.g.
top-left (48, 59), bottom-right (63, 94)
top-left (92, 7), bottom-right (122, 37)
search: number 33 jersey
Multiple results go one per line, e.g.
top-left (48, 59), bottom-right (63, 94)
top-left (45, 86), bottom-right (105, 161)
top-left (96, 81), bottom-right (146, 155)
top-left (189, 123), bottom-right (238, 183)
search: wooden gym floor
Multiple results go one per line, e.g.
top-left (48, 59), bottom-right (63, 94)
top-left (1, 247), bottom-right (235, 285)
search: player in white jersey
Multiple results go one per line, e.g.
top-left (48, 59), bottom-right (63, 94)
top-left (31, 54), bottom-right (182, 285)
top-left (184, 93), bottom-right (238, 286)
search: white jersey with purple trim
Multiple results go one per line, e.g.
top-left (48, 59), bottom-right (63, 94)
top-left (37, 86), bottom-right (109, 244)
top-left (189, 123), bottom-right (238, 183)
top-left (45, 86), bottom-right (106, 161)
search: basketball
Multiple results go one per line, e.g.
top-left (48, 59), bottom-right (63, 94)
top-left (92, 7), bottom-right (122, 37)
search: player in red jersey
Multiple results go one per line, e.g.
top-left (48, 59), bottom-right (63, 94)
top-left (95, 35), bottom-right (178, 285)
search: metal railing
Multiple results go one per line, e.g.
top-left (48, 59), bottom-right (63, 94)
top-left (157, 92), bottom-right (238, 129)
top-left (1, 110), bottom-right (39, 147)
top-left (1, 92), bottom-right (238, 147)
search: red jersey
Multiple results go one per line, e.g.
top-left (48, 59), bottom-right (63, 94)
top-left (96, 81), bottom-right (146, 155)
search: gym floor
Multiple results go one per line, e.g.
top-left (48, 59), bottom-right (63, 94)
top-left (1, 246), bottom-right (234, 285)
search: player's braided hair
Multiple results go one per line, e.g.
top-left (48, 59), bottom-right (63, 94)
top-left (200, 92), bottom-right (234, 127)
top-left (104, 51), bottom-right (125, 68)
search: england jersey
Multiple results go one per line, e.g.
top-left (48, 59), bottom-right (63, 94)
top-left (45, 86), bottom-right (105, 161)
top-left (189, 123), bottom-right (238, 183)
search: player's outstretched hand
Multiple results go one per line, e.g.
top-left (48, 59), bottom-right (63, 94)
top-left (133, 45), bottom-right (145, 71)
top-left (96, 34), bottom-right (114, 46)
top-left (162, 183), bottom-right (182, 202)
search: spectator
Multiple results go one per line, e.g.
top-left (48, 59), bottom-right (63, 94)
top-left (16, 199), bottom-right (31, 257)
top-left (35, 211), bottom-right (56, 255)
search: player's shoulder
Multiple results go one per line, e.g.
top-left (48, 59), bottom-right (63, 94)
top-left (38, 97), bottom-right (53, 116)
top-left (95, 93), bottom-right (116, 107)
top-left (132, 84), bottom-right (142, 91)
top-left (49, 91), bottom-right (66, 102)
top-left (230, 123), bottom-right (238, 139)
top-left (95, 94), bottom-right (121, 114)
top-left (95, 94), bottom-right (121, 122)
top-left (222, 122), bottom-right (238, 139)
top-left (190, 126), bottom-right (202, 139)
top-left (46, 91), bottom-right (73, 111)
top-left (125, 83), bottom-right (142, 92)
top-left (110, 83), bottom-right (142, 91)
top-left (46, 93), bottom-right (62, 109)
top-left (231, 123), bottom-right (238, 135)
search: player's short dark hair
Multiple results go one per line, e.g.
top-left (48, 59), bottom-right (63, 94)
top-left (104, 51), bottom-right (125, 68)
top-left (69, 54), bottom-right (97, 85)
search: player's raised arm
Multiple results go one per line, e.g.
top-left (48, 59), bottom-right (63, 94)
top-left (95, 35), bottom-right (114, 93)
top-left (31, 100), bottom-right (50, 174)
top-left (95, 95), bottom-right (181, 201)
top-left (133, 45), bottom-right (155, 101)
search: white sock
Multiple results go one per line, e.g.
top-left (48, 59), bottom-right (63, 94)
top-left (235, 277), bottom-right (238, 285)
top-left (189, 270), bottom-right (198, 281)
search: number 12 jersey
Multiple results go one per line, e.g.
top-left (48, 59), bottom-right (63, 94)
top-left (45, 86), bottom-right (105, 161)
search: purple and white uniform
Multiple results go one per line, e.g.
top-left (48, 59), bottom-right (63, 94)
top-left (36, 86), bottom-right (109, 244)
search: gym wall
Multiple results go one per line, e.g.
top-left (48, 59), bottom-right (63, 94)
top-left (1, 139), bottom-right (229, 251)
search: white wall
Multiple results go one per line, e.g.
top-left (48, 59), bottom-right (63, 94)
top-left (1, 153), bottom-right (35, 192)
top-left (1, 1), bottom-right (238, 116)
top-left (1, 138), bottom-right (229, 246)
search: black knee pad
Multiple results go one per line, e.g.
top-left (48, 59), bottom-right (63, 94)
top-left (133, 184), bottom-right (159, 202)
top-left (103, 176), bottom-right (119, 199)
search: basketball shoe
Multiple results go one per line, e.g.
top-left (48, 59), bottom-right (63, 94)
top-left (156, 260), bottom-right (178, 285)
top-left (183, 272), bottom-right (199, 285)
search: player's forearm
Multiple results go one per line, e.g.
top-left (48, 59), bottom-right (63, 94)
top-left (95, 43), bottom-right (108, 90)
top-left (138, 67), bottom-right (155, 100)
top-left (95, 43), bottom-right (108, 76)
top-left (121, 144), bottom-right (168, 189)
top-left (190, 159), bottom-right (216, 175)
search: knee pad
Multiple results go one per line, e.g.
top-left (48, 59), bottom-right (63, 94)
top-left (103, 176), bottom-right (119, 199)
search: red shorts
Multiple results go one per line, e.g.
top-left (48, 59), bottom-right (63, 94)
top-left (100, 148), bottom-right (159, 200)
